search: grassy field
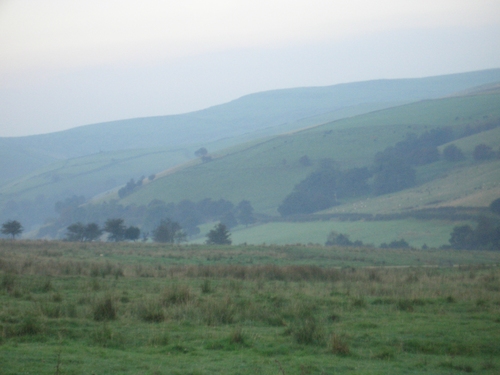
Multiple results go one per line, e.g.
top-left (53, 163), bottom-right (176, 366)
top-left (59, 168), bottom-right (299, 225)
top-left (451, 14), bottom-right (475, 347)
top-left (121, 93), bottom-right (500, 215)
top-left (1, 240), bottom-right (500, 374)
top-left (204, 219), bottom-right (468, 248)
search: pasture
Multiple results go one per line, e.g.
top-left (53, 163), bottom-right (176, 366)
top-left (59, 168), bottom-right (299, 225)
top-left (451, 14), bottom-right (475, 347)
top-left (1, 240), bottom-right (499, 374)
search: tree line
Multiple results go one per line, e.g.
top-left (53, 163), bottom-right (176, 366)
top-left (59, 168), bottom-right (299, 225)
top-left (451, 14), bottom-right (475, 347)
top-left (38, 197), bottom-right (254, 240)
top-left (278, 123), bottom-right (500, 216)
top-left (65, 218), bottom-right (232, 245)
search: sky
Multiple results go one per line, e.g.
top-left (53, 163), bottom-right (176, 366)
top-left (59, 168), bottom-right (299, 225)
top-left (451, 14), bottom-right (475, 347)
top-left (1, 0), bottom-right (499, 137)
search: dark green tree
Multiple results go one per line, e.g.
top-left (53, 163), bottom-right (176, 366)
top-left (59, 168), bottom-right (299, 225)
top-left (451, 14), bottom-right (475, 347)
top-left (372, 154), bottom-right (416, 195)
top-left (124, 226), bottom-right (141, 241)
top-left (490, 197), bottom-right (500, 216)
top-left (1, 220), bottom-right (23, 239)
top-left (65, 222), bottom-right (86, 241)
top-left (104, 218), bottom-right (126, 242)
top-left (152, 219), bottom-right (186, 243)
top-left (449, 225), bottom-right (475, 250)
top-left (194, 147), bottom-right (208, 157)
top-left (473, 144), bottom-right (495, 161)
top-left (236, 200), bottom-right (255, 226)
top-left (325, 231), bottom-right (353, 246)
top-left (206, 223), bottom-right (232, 245)
top-left (84, 223), bottom-right (103, 242)
top-left (443, 144), bottom-right (465, 162)
top-left (65, 222), bottom-right (103, 242)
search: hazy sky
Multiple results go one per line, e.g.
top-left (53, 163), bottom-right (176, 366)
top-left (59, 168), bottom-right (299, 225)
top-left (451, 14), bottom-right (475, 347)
top-left (1, 0), bottom-right (499, 137)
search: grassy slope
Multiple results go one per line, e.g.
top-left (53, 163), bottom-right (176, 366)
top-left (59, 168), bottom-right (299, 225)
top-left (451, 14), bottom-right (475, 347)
top-left (0, 147), bottom-right (190, 205)
top-left (121, 93), bottom-right (500, 215)
top-left (0, 101), bottom-right (400, 205)
top-left (5, 69), bottom-right (500, 158)
top-left (2, 68), bottom-right (500, 186)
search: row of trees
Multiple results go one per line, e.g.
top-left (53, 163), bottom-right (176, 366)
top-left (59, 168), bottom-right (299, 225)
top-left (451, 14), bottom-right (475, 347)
top-left (278, 124), bottom-right (500, 216)
top-left (63, 218), bottom-right (233, 245)
top-left (325, 230), bottom-right (410, 249)
top-left (42, 197), bottom-right (255, 240)
top-left (65, 219), bottom-right (141, 242)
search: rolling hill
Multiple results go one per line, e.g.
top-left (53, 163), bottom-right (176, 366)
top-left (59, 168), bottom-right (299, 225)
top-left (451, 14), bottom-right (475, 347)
top-left (118, 93), bottom-right (500, 214)
top-left (2, 69), bottom-right (500, 239)
top-left (2, 68), bottom-right (500, 186)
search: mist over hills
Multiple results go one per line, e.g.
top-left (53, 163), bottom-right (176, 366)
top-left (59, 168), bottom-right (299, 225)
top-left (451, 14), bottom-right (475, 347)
top-left (1, 68), bottom-right (500, 243)
top-left (2, 68), bottom-right (500, 178)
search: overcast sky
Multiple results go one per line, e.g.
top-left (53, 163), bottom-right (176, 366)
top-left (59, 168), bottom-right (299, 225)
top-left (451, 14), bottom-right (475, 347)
top-left (1, 0), bottom-right (499, 137)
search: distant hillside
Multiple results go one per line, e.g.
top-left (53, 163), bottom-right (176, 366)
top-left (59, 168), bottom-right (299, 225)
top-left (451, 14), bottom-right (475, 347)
top-left (2, 68), bottom-right (500, 185)
top-left (118, 93), bottom-right (500, 215)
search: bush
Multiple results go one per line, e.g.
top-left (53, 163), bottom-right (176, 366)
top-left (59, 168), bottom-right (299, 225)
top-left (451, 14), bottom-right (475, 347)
top-left (291, 316), bottom-right (325, 345)
top-left (161, 284), bottom-right (191, 306)
top-left (443, 144), bottom-right (465, 162)
top-left (93, 296), bottom-right (117, 321)
top-left (136, 299), bottom-right (165, 323)
top-left (473, 144), bottom-right (495, 161)
top-left (330, 333), bottom-right (350, 355)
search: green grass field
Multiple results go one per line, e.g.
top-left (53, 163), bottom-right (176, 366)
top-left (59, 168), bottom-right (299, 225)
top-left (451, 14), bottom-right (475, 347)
top-left (1, 240), bottom-right (499, 374)
top-left (204, 219), bottom-right (466, 248)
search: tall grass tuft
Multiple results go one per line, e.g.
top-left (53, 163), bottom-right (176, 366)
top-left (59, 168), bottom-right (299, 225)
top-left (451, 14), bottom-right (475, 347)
top-left (161, 284), bottom-right (191, 306)
top-left (290, 316), bottom-right (325, 346)
top-left (135, 298), bottom-right (165, 323)
top-left (93, 296), bottom-right (117, 321)
top-left (330, 333), bottom-right (350, 355)
top-left (203, 297), bottom-right (234, 325)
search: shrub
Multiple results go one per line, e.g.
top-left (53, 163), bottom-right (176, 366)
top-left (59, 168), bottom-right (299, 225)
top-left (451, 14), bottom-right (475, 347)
top-left (473, 143), bottom-right (495, 161)
top-left (291, 316), bottom-right (325, 345)
top-left (443, 144), bottom-right (465, 162)
top-left (161, 284), bottom-right (191, 306)
top-left (93, 296), bottom-right (117, 321)
top-left (229, 326), bottom-right (245, 344)
top-left (203, 297), bottom-right (234, 325)
top-left (136, 299), bottom-right (165, 323)
top-left (330, 333), bottom-right (350, 355)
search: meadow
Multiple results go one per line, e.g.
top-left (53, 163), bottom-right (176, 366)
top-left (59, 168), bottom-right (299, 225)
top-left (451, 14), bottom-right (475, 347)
top-left (1, 240), bottom-right (499, 374)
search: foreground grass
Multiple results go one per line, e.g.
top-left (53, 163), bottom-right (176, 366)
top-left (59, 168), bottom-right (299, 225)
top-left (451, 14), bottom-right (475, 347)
top-left (1, 241), bottom-right (499, 374)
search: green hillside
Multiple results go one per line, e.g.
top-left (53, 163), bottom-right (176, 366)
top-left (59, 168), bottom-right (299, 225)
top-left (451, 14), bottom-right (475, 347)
top-left (119, 93), bottom-right (500, 215)
top-left (2, 69), bottom-right (500, 185)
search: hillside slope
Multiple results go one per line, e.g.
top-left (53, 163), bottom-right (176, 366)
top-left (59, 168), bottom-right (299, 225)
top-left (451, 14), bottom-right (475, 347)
top-left (2, 68), bottom-right (500, 184)
top-left (118, 93), bottom-right (500, 215)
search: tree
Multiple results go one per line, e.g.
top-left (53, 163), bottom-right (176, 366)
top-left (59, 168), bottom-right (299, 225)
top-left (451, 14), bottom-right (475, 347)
top-left (325, 231), bottom-right (353, 246)
top-left (449, 225), bottom-right (475, 250)
top-left (372, 154), bottom-right (416, 195)
top-left (236, 200), bottom-right (255, 226)
top-left (490, 197), bottom-right (500, 216)
top-left (84, 223), bottom-right (103, 242)
top-left (1, 220), bottom-right (23, 239)
top-left (124, 226), bottom-right (141, 241)
top-left (65, 222), bottom-right (86, 241)
top-left (104, 218), bottom-right (126, 242)
top-left (206, 223), bottom-right (232, 245)
top-left (194, 147), bottom-right (208, 158)
top-left (473, 144), bottom-right (495, 161)
top-left (65, 222), bottom-right (102, 242)
top-left (152, 219), bottom-right (186, 243)
top-left (443, 144), bottom-right (465, 162)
